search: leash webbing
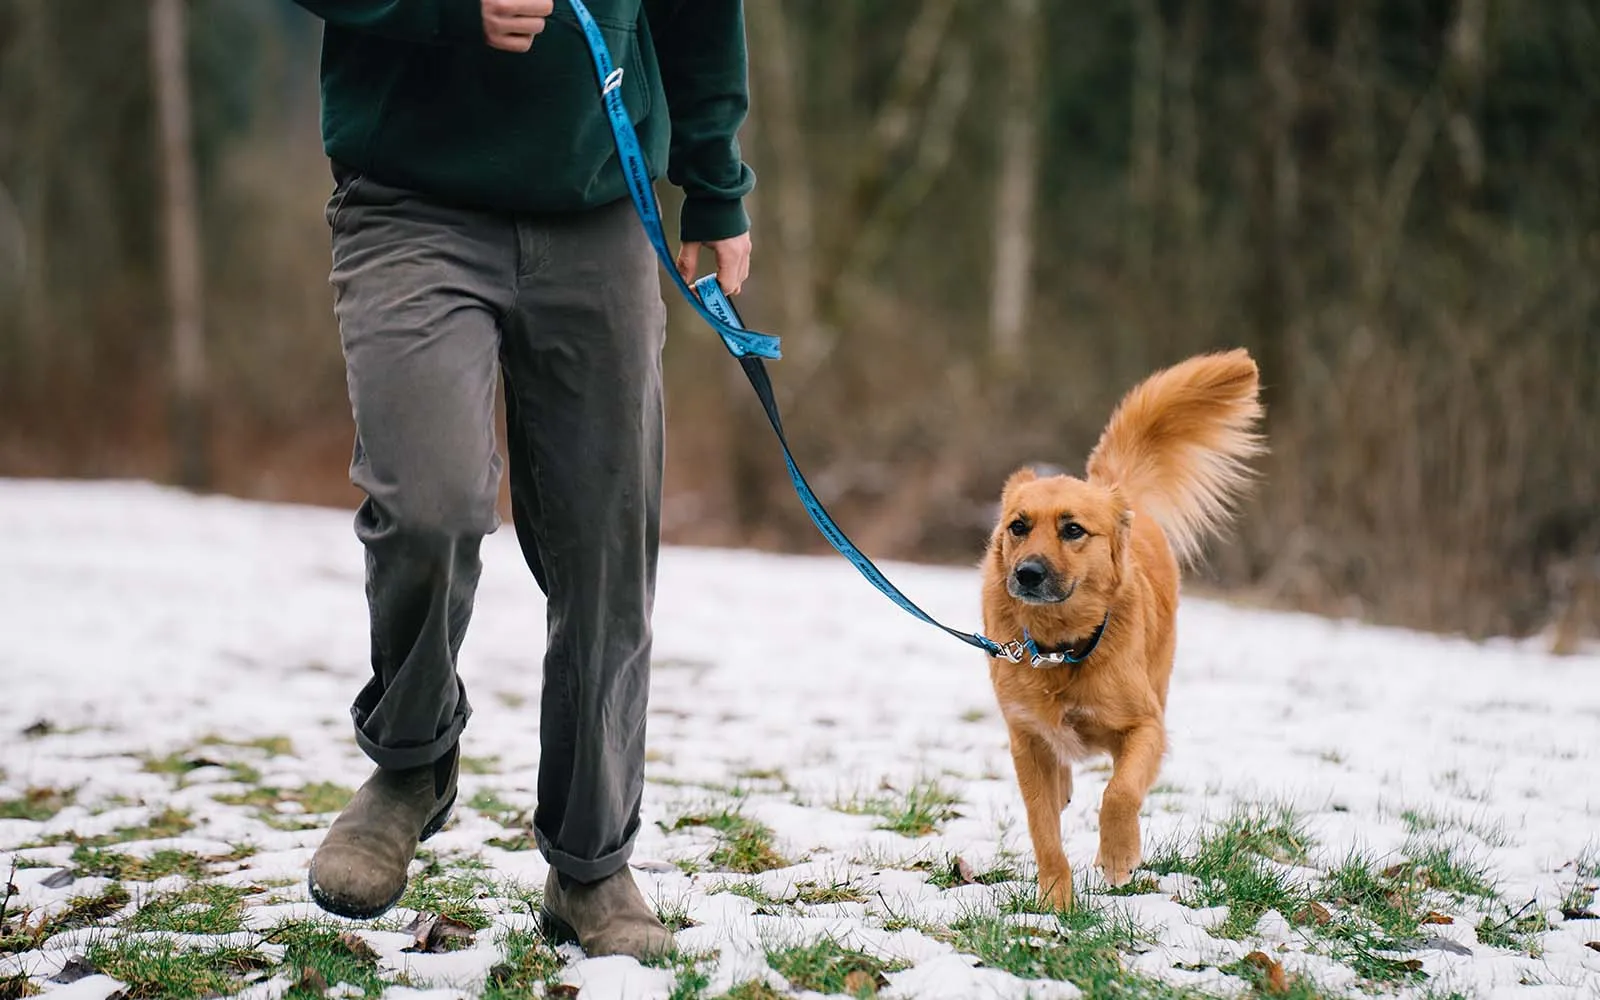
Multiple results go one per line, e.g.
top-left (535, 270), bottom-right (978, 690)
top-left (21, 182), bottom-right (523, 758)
top-left (568, 0), bottom-right (1009, 659)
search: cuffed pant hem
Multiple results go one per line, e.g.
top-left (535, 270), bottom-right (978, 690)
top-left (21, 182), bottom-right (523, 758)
top-left (535, 826), bottom-right (635, 885)
top-left (351, 707), bottom-right (469, 772)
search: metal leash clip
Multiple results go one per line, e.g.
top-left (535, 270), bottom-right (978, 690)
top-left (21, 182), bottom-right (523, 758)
top-left (996, 640), bottom-right (1029, 664)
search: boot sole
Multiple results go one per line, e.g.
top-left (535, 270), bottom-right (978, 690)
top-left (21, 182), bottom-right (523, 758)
top-left (306, 790), bottom-right (456, 921)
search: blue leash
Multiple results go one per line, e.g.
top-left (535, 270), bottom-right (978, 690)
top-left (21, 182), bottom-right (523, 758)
top-left (569, 0), bottom-right (1077, 667)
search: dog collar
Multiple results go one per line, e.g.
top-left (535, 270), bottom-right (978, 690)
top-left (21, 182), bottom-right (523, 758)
top-left (996, 614), bottom-right (1110, 669)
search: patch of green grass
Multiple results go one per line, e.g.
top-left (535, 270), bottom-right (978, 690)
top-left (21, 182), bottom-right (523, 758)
top-left (655, 894), bottom-right (698, 931)
top-left (460, 755), bottom-right (502, 775)
top-left (486, 830), bottom-right (538, 852)
top-left (71, 845), bottom-right (211, 881)
top-left (1402, 838), bottom-right (1497, 900)
top-left (1575, 844), bottom-right (1600, 880)
top-left (834, 779), bottom-right (962, 837)
top-left (268, 919), bottom-right (392, 999)
top-left (467, 789), bottom-right (522, 822)
top-left (0, 972), bottom-right (39, 998)
top-left (920, 854), bottom-right (1020, 890)
top-left (732, 767), bottom-right (787, 784)
top-left (1144, 804), bottom-right (1314, 937)
top-left (950, 903), bottom-right (1196, 999)
top-left (1219, 954), bottom-right (1343, 999)
top-left (1561, 847), bottom-right (1598, 915)
top-left (661, 950), bottom-right (714, 1000)
top-left (199, 733), bottom-right (295, 757)
top-left (709, 879), bottom-right (786, 914)
top-left (668, 809), bottom-right (788, 874)
top-left (1475, 898), bottom-right (1547, 954)
top-left (397, 867), bottom-right (494, 929)
top-left (217, 782), bottom-right (351, 817)
top-left (719, 982), bottom-right (784, 1000)
top-left (1310, 841), bottom-right (1502, 985)
top-left (0, 787), bottom-right (76, 822)
top-left (85, 938), bottom-right (274, 999)
top-left (46, 806), bottom-right (196, 850)
top-left (123, 882), bottom-right (250, 935)
top-left (1398, 806), bottom-right (1511, 847)
top-left (6, 856), bottom-right (56, 870)
top-left (482, 927), bottom-right (563, 1000)
top-left (765, 938), bottom-right (907, 998)
top-left (794, 879), bottom-right (868, 905)
top-left (2, 883), bottom-right (130, 951)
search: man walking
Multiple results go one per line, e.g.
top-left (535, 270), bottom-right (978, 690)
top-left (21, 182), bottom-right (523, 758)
top-left (289, 0), bottom-right (755, 959)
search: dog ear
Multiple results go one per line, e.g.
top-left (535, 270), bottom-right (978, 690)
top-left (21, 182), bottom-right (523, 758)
top-left (1002, 466), bottom-right (1038, 497)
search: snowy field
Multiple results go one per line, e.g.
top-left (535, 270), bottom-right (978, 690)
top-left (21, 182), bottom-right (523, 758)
top-left (1, 478), bottom-right (1597, 1000)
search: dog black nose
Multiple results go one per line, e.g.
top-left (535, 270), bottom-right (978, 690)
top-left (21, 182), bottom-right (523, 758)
top-left (1013, 558), bottom-right (1048, 590)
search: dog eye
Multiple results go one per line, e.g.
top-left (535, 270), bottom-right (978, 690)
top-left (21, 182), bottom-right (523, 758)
top-left (1060, 521), bottom-right (1086, 540)
top-left (1008, 519), bottom-right (1030, 537)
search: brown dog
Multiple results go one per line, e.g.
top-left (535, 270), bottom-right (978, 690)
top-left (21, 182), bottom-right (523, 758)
top-left (982, 348), bottom-right (1265, 911)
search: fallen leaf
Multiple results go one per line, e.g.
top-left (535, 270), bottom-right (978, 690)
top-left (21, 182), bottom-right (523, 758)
top-left (1560, 907), bottom-right (1598, 921)
top-left (1293, 902), bottom-right (1332, 926)
top-left (20, 720), bottom-right (52, 740)
top-left (1242, 951), bottom-right (1288, 995)
top-left (952, 856), bottom-right (977, 886)
top-left (401, 912), bottom-right (476, 953)
top-left (49, 955), bottom-right (98, 985)
top-left (1422, 911), bottom-right (1454, 925)
top-left (1381, 863), bottom-right (1408, 879)
top-left (1586, 941), bottom-right (1600, 954)
top-left (548, 986), bottom-right (580, 999)
top-left (843, 969), bottom-right (879, 996)
top-left (293, 967), bottom-right (328, 992)
top-left (40, 869), bottom-right (76, 890)
top-left (337, 931), bottom-right (380, 962)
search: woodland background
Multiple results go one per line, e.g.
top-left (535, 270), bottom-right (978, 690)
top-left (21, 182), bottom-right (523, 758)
top-left (0, 0), bottom-right (1595, 645)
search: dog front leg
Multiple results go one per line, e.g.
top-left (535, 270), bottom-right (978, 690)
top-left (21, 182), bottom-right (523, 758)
top-left (1096, 720), bottom-right (1164, 886)
top-left (1007, 725), bottom-right (1073, 911)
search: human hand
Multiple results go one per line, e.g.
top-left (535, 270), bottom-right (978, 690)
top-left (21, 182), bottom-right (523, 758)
top-left (483, 0), bottom-right (554, 52)
top-left (675, 232), bottom-right (752, 297)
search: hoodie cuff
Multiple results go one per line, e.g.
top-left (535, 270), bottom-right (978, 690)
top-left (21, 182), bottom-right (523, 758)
top-left (680, 197), bottom-right (751, 244)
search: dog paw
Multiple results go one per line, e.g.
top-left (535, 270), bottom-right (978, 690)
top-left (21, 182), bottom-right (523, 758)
top-left (1037, 872), bottom-right (1074, 912)
top-left (1094, 843), bottom-right (1141, 888)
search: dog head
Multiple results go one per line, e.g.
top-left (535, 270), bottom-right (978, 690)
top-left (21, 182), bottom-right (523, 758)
top-left (989, 467), bottom-right (1132, 608)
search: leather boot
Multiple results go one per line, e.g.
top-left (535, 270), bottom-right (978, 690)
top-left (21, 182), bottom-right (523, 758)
top-left (540, 866), bottom-right (675, 960)
top-left (307, 746), bottom-right (458, 919)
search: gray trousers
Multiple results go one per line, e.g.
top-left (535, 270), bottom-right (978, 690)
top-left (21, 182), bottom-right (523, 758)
top-left (325, 166), bottom-right (664, 883)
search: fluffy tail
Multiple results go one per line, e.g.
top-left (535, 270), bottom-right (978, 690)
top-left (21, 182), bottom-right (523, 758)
top-left (1085, 348), bottom-right (1265, 565)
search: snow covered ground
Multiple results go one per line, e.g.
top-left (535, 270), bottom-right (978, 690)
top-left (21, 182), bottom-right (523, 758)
top-left (1, 478), bottom-right (1597, 1000)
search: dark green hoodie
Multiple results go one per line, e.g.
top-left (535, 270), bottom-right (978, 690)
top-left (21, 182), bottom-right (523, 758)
top-left (291, 0), bottom-right (754, 242)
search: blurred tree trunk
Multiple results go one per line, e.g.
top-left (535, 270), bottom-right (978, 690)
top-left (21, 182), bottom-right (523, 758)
top-left (745, 1), bottom-right (818, 349)
top-left (988, 0), bottom-right (1041, 370)
top-left (150, 0), bottom-right (210, 489)
top-left (1125, 0), bottom-right (1164, 286)
top-left (819, 0), bottom-right (962, 321)
top-left (1166, 2), bottom-right (1203, 321)
top-left (14, 0), bottom-right (55, 383)
top-left (1250, 0), bottom-right (1301, 420)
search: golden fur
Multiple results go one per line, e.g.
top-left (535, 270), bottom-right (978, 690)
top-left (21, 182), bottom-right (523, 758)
top-left (982, 348), bottom-right (1265, 910)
